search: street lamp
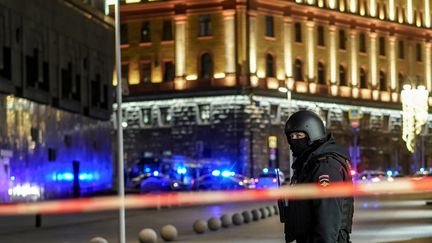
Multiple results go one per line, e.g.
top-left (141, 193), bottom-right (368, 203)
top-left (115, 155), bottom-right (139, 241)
top-left (278, 85), bottom-right (293, 179)
top-left (401, 83), bottom-right (429, 156)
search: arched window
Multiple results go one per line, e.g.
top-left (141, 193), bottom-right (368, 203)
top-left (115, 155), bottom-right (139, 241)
top-left (339, 65), bottom-right (347, 86)
top-left (379, 70), bottom-right (387, 91)
top-left (360, 67), bottom-right (368, 88)
top-left (398, 72), bottom-right (405, 92)
top-left (200, 53), bottom-right (213, 79)
top-left (294, 59), bottom-right (303, 81)
top-left (266, 53), bottom-right (275, 78)
top-left (317, 62), bottom-right (326, 84)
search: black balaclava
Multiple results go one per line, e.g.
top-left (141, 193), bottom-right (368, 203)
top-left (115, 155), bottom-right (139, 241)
top-left (289, 137), bottom-right (309, 157)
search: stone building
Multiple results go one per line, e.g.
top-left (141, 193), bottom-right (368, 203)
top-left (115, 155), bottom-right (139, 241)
top-left (117, 0), bottom-right (432, 178)
top-left (0, 0), bottom-right (114, 202)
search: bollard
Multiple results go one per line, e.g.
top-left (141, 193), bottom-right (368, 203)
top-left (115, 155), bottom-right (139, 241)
top-left (220, 214), bottom-right (232, 228)
top-left (193, 220), bottom-right (208, 234)
top-left (242, 210), bottom-right (252, 223)
top-left (89, 237), bottom-right (109, 243)
top-left (251, 209), bottom-right (261, 221)
top-left (232, 213), bottom-right (244, 225)
top-left (35, 214), bottom-right (42, 228)
top-left (160, 224), bottom-right (178, 241)
top-left (138, 228), bottom-right (157, 243)
top-left (208, 217), bottom-right (222, 231)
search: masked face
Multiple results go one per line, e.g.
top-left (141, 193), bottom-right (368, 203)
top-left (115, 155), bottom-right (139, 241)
top-left (289, 137), bottom-right (310, 157)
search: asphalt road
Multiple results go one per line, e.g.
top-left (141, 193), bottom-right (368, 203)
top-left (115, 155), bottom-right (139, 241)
top-left (0, 197), bottom-right (431, 243)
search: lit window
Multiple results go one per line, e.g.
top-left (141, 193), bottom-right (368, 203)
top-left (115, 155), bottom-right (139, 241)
top-left (142, 108), bottom-right (152, 126)
top-left (198, 104), bottom-right (211, 123)
top-left (160, 107), bottom-right (171, 126)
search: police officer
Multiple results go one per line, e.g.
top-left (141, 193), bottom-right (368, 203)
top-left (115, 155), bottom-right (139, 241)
top-left (279, 110), bottom-right (354, 243)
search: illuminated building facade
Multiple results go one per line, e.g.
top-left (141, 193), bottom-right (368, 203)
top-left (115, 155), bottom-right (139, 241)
top-left (0, 0), bottom-right (114, 202)
top-left (118, 0), bottom-right (432, 177)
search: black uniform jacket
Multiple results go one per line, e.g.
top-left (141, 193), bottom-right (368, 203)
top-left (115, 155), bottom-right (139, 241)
top-left (282, 134), bottom-right (354, 243)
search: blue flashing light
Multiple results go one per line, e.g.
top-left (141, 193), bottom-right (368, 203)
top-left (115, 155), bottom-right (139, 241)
top-left (221, 170), bottom-right (231, 177)
top-left (262, 168), bottom-right (269, 174)
top-left (79, 173), bottom-right (94, 181)
top-left (144, 167), bottom-right (151, 173)
top-left (10, 176), bottom-right (15, 181)
top-left (386, 170), bottom-right (392, 177)
top-left (212, 170), bottom-right (221, 176)
top-left (177, 167), bottom-right (187, 175)
top-left (420, 168), bottom-right (425, 173)
top-left (153, 171), bottom-right (159, 176)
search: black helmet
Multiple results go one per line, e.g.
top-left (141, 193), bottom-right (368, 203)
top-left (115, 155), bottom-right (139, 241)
top-left (284, 110), bottom-right (326, 144)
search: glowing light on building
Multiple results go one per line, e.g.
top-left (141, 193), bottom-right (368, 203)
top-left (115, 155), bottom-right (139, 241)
top-left (267, 78), bottom-right (279, 90)
top-left (328, 0), bottom-right (336, 9)
top-left (125, 0), bottom-right (141, 3)
top-left (257, 70), bottom-right (265, 79)
top-left (350, 31), bottom-right (357, 87)
top-left (416, 15), bottom-right (422, 27)
top-left (251, 75), bottom-right (259, 87)
top-left (318, 0), bottom-right (324, 7)
top-left (401, 85), bottom-right (429, 152)
top-left (306, 22), bottom-right (315, 81)
top-left (339, 1), bottom-right (345, 12)
top-left (379, 8), bottom-right (385, 20)
top-left (284, 19), bottom-right (293, 79)
top-left (175, 16), bottom-right (186, 79)
top-left (389, 37), bottom-right (397, 91)
top-left (295, 0), bottom-right (303, 3)
top-left (426, 0), bottom-right (431, 27)
top-left (359, 5), bottom-right (365, 16)
top-left (214, 73), bottom-right (226, 79)
top-left (224, 10), bottom-right (235, 74)
top-left (389, 0), bottom-right (395, 20)
top-left (329, 26), bottom-right (337, 84)
top-left (407, 0), bottom-right (413, 24)
top-left (350, 0), bottom-right (357, 13)
top-left (186, 74), bottom-right (197, 81)
top-left (398, 9), bottom-right (405, 23)
top-left (369, 0), bottom-right (376, 17)
top-left (307, 0), bottom-right (314, 5)
top-left (249, 16), bottom-right (257, 74)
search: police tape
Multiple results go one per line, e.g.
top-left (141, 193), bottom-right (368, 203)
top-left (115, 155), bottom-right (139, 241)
top-left (1, 177), bottom-right (432, 215)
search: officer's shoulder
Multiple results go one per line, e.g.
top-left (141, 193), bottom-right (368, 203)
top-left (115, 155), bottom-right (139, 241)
top-left (315, 154), bottom-right (344, 168)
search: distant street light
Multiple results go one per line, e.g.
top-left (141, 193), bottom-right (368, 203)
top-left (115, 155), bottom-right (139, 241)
top-left (401, 84), bottom-right (429, 153)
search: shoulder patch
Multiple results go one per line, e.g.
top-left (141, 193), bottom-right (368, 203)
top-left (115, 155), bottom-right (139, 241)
top-left (318, 174), bottom-right (330, 187)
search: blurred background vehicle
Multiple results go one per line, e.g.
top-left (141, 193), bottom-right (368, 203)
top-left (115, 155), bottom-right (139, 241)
top-left (357, 170), bottom-right (394, 183)
top-left (192, 170), bottom-right (254, 190)
top-left (254, 168), bottom-right (285, 189)
top-left (139, 171), bottom-right (186, 193)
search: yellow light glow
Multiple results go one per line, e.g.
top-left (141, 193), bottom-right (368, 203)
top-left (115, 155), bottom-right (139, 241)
top-left (174, 77), bottom-right (186, 90)
top-left (407, 0), bottom-right (413, 24)
top-left (398, 13), bottom-right (404, 23)
top-left (359, 6), bottom-right (365, 16)
top-left (295, 0), bottom-right (303, 3)
top-left (329, 27), bottom-right (337, 83)
top-left (267, 78), bottom-right (279, 90)
top-left (331, 85), bottom-right (338, 96)
top-left (214, 73), bottom-right (226, 79)
top-left (125, 0), bottom-right (140, 3)
top-left (389, 0), bottom-right (395, 20)
top-left (416, 16), bottom-right (422, 27)
top-left (379, 9), bottom-right (385, 20)
top-left (370, 34), bottom-right (377, 87)
top-left (287, 78), bottom-right (295, 90)
top-left (401, 85), bottom-right (429, 152)
top-left (307, 22), bottom-right (315, 81)
top-left (175, 19), bottom-right (186, 77)
top-left (269, 136), bottom-right (278, 149)
top-left (225, 74), bottom-right (236, 86)
top-left (307, 0), bottom-right (314, 4)
top-left (340, 87), bottom-right (351, 97)
top-left (296, 82), bottom-right (308, 93)
top-left (249, 17), bottom-right (257, 74)
top-left (350, 0), bottom-right (357, 13)
top-left (369, 0), bottom-right (376, 17)
top-left (309, 83), bottom-right (317, 94)
top-left (318, 0), bottom-right (324, 7)
top-left (389, 38), bottom-right (396, 90)
top-left (352, 87), bottom-right (359, 98)
top-left (381, 91), bottom-right (390, 102)
top-left (351, 31), bottom-right (357, 87)
top-left (372, 90), bottom-right (380, 100)
top-left (251, 75), bottom-right (259, 87)
top-left (186, 75), bottom-right (197, 81)
top-left (224, 11), bottom-right (235, 74)
top-left (391, 92), bottom-right (398, 102)
top-left (328, 0), bottom-right (336, 9)
top-left (426, 0), bottom-right (431, 27)
top-left (284, 21), bottom-right (293, 78)
top-left (257, 70), bottom-right (265, 79)
top-left (360, 89), bottom-right (372, 99)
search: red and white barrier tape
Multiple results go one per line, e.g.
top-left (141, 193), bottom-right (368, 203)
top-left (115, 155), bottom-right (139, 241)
top-left (0, 177), bottom-right (431, 215)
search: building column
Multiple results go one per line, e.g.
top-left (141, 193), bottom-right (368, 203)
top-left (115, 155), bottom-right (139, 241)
top-left (369, 0), bottom-right (376, 17)
top-left (284, 16), bottom-right (293, 86)
top-left (350, 0), bottom-right (357, 13)
top-left (407, 0), bottom-right (413, 24)
top-left (407, 41), bottom-right (414, 76)
top-left (249, 12), bottom-right (258, 86)
top-left (329, 25), bottom-right (337, 95)
top-left (350, 29), bottom-right (358, 88)
top-left (389, 0), bottom-right (395, 21)
top-left (389, 36), bottom-right (397, 101)
top-left (174, 15), bottom-right (186, 89)
top-left (425, 42), bottom-right (431, 92)
top-left (425, 0), bottom-right (431, 27)
top-left (328, 0), bottom-right (336, 9)
top-left (306, 21), bottom-right (315, 82)
top-left (223, 10), bottom-right (236, 86)
top-left (369, 32), bottom-right (378, 99)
